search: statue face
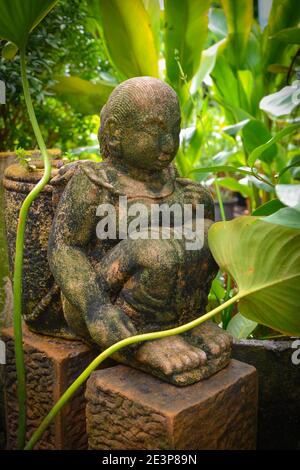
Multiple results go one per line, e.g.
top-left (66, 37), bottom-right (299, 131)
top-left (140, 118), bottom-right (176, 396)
top-left (100, 78), bottom-right (181, 171)
top-left (119, 105), bottom-right (181, 171)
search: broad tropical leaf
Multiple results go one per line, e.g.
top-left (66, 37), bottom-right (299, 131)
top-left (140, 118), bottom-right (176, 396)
top-left (263, 0), bottom-right (300, 73)
top-left (0, 0), bottom-right (58, 48)
top-left (88, 0), bottom-right (158, 79)
top-left (271, 26), bottom-right (300, 44)
top-left (52, 76), bottom-right (115, 115)
top-left (227, 312), bottom-right (257, 339)
top-left (142, 0), bottom-right (160, 54)
top-left (209, 216), bottom-right (300, 335)
top-left (221, 0), bottom-right (253, 69)
top-left (276, 184), bottom-right (300, 211)
top-left (164, 0), bottom-right (210, 88)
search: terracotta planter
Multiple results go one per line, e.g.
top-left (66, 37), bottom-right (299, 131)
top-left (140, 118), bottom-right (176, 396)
top-left (2, 154), bottom-right (69, 337)
top-left (232, 338), bottom-right (300, 449)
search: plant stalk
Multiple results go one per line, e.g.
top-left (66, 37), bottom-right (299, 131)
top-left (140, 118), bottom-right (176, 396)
top-left (24, 293), bottom-right (240, 450)
top-left (13, 47), bottom-right (52, 449)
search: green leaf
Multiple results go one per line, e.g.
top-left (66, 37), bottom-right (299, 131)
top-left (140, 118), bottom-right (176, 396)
top-left (210, 277), bottom-right (226, 302)
top-left (218, 176), bottom-right (252, 198)
top-left (190, 39), bottom-right (226, 92)
top-left (252, 199), bottom-right (285, 216)
top-left (52, 76), bottom-right (115, 115)
top-left (88, 0), bottom-right (158, 78)
top-left (276, 184), bottom-right (300, 211)
top-left (211, 55), bottom-right (254, 120)
top-left (208, 7), bottom-right (227, 39)
top-left (142, 0), bottom-right (160, 54)
top-left (270, 26), bottom-right (300, 44)
top-left (227, 313), bottom-right (257, 339)
top-left (280, 154), bottom-right (300, 181)
top-left (0, 0), bottom-right (58, 48)
top-left (221, 0), bottom-right (253, 69)
top-left (263, 0), bottom-right (300, 72)
top-left (243, 119), bottom-right (277, 164)
top-left (2, 41), bottom-right (18, 59)
top-left (248, 124), bottom-right (299, 168)
top-left (209, 216), bottom-right (300, 335)
top-left (164, 0), bottom-right (210, 88)
top-left (262, 207), bottom-right (300, 229)
top-left (223, 119), bottom-right (250, 136)
top-left (260, 84), bottom-right (300, 117)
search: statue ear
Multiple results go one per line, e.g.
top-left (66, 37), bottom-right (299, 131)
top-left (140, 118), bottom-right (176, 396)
top-left (103, 116), bottom-right (121, 157)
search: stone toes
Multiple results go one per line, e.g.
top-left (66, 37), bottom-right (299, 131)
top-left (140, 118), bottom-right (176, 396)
top-left (169, 356), bottom-right (186, 374)
top-left (180, 353), bottom-right (194, 369)
top-left (204, 339), bottom-right (221, 357)
top-left (194, 348), bottom-right (207, 365)
top-left (160, 358), bottom-right (174, 376)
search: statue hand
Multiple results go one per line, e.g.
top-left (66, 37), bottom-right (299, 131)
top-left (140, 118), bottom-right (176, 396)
top-left (87, 303), bottom-right (137, 348)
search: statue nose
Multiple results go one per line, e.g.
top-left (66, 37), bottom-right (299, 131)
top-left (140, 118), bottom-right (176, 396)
top-left (160, 134), bottom-right (174, 153)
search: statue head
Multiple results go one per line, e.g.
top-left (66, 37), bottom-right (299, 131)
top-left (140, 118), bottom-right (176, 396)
top-left (99, 77), bottom-right (181, 171)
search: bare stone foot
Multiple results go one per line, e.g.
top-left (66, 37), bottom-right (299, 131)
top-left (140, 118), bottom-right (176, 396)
top-left (135, 335), bottom-right (207, 377)
top-left (185, 321), bottom-right (232, 359)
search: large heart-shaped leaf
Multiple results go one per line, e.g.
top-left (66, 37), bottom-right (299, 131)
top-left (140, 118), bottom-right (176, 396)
top-left (52, 76), bottom-right (115, 115)
top-left (88, 0), bottom-right (158, 79)
top-left (164, 0), bottom-right (210, 88)
top-left (208, 216), bottom-right (300, 335)
top-left (0, 0), bottom-right (58, 48)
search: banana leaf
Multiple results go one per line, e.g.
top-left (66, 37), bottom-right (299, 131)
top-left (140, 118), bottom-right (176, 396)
top-left (0, 0), bottom-right (58, 48)
top-left (52, 76), bottom-right (115, 115)
top-left (87, 0), bottom-right (158, 79)
top-left (164, 0), bottom-right (210, 89)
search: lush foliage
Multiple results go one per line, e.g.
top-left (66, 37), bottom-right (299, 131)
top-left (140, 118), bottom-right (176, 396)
top-left (0, 0), bottom-right (110, 151)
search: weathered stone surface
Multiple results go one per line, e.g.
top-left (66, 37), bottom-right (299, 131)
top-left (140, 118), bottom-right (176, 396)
top-left (2, 325), bottom-right (96, 450)
top-left (86, 359), bottom-right (258, 450)
top-left (47, 77), bottom-right (231, 385)
top-left (233, 338), bottom-right (300, 449)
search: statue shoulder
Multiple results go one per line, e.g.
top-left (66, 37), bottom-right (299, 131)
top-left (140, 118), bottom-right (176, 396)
top-left (51, 160), bottom-right (120, 207)
top-left (175, 176), bottom-right (215, 220)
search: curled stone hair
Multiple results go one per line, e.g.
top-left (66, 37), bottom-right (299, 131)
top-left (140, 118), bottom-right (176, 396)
top-left (99, 76), bottom-right (180, 158)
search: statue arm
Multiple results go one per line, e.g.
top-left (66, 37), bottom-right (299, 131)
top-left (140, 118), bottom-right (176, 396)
top-left (48, 168), bottom-right (137, 347)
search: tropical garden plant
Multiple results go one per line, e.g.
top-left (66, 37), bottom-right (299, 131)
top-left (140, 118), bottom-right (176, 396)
top-left (0, 0), bottom-right (299, 451)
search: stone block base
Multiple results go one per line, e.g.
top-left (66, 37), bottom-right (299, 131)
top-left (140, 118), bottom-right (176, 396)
top-left (2, 325), bottom-right (97, 449)
top-left (86, 360), bottom-right (258, 450)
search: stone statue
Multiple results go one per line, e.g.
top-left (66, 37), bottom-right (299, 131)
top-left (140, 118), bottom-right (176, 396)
top-left (48, 77), bottom-right (231, 386)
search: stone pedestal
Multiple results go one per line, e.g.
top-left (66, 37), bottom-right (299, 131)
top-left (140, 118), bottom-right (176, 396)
top-left (2, 325), bottom-right (97, 450)
top-left (86, 360), bottom-right (258, 450)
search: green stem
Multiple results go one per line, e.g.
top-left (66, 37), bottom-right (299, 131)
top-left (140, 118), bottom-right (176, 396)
top-left (24, 293), bottom-right (240, 450)
top-left (214, 181), bottom-right (232, 326)
top-left (214, 180), bottom-right (226, 221)
top-left (13, 47), bottom-right (52, 449)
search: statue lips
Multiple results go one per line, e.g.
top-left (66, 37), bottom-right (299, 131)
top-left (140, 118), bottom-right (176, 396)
top-left (158, 153), bottom-right (172, 164)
